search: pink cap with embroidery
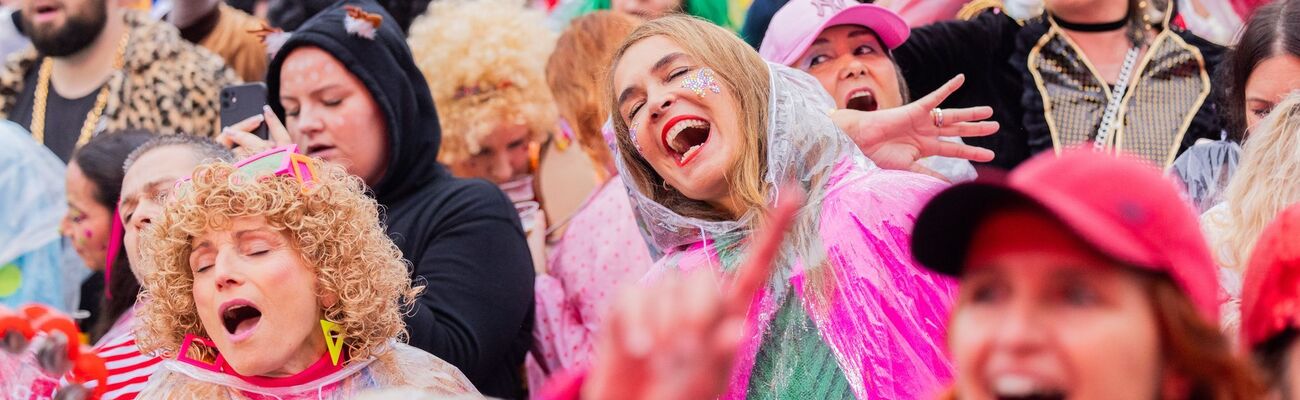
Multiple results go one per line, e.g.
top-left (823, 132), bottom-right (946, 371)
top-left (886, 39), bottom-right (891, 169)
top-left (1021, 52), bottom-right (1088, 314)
top-left (759, 0), bottom-right (911, 66)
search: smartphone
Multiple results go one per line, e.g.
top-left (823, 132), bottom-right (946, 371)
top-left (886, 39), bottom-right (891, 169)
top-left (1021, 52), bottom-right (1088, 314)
top-left (220, 83), bottom-right (269, 140)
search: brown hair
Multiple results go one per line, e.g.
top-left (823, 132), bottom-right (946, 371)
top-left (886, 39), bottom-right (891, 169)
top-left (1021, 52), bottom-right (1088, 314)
top-left (1222, 0), bottom-right (1300, 139)
top-left (546, 11), bottom-right (640, 181)
top-left (606, 15), bottom-right (771, 221)
top-left (1252, 328), bottom-right (1299, 397)
top-left (136, 160), bottom-right (420, 362)
top-left (1143, 274), bottom-right (1263, 399)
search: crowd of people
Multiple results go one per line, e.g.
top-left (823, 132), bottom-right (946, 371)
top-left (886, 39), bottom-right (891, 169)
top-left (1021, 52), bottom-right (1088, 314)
top-left (0, 0), bottom-right (1298, 398)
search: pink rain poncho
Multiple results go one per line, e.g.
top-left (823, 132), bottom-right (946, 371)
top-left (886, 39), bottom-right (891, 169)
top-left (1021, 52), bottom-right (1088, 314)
top-left (136, 341), bottom-right (477, 399)
top-left (616, 64), bottom-right (957, 399)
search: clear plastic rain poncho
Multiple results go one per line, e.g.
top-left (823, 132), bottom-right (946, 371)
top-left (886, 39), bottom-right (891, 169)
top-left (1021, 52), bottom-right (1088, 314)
top-left (1170, 139), bottom-right (1240, 214)
top-left (616, 63), bottom-right (957, 399)
top-left (0, 120), bottom-right (86, 312)
top-left (137, 341), bottom-right (476, 399)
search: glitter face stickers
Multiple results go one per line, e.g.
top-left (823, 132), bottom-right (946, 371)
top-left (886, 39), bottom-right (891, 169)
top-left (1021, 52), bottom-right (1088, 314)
top-left (626, 68), bottom-right (721, 155)
top-left (683, 68), bottom-right (722, 98)
top-left (629, 121), bottom-right (643, 154)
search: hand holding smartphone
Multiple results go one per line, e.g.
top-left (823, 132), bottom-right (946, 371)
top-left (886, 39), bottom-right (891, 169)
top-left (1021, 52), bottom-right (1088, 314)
top-left (221, 83), bottom-right (269, 140)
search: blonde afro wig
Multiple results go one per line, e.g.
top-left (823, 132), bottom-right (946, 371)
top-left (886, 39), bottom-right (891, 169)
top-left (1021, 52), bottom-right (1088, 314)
top-left (408, 0), bottom-right (558, 165)
top-left (136, 158), bottom-right (420, 362)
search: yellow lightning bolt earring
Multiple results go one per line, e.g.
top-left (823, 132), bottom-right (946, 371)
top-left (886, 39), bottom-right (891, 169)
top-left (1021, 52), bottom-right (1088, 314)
top-left (320, 320), bottom-right (344, 366)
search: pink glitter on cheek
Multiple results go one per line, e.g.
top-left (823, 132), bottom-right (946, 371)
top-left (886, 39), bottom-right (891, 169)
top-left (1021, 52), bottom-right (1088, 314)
top-left (84, 229), bottom-right (93, 239)
top-left (629, 122), bottom-right (643, 154)
top-left (682, 68), bottom-right (722, 98)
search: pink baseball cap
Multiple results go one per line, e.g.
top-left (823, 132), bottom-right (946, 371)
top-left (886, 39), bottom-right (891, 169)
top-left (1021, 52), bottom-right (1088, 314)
top-left (759, 0), bottom-right (911, 66)
top-left (911, 148), bottom-right (1220, 323)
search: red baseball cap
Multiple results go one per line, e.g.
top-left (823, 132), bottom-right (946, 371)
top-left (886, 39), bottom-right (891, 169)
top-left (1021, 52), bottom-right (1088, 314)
top-left (1241, 204), bottom-right (1300, 350)
top-left (911, 148), bottom-right (1219, 322)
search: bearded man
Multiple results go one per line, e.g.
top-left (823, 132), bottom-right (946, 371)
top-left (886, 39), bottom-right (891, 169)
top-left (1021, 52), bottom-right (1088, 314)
top-left (0, 0), bottom-right (237, 162)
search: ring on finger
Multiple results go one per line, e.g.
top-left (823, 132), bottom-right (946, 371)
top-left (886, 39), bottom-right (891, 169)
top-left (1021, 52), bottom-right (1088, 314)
top-left (931, 108), bottom-right (945, 128)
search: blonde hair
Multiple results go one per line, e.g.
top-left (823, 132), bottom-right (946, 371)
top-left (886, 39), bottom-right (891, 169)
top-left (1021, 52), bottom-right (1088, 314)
top-left (408, 0), bottom-right (558, 166)
top-left (136, 160), bottom-right (420, 362)
top-left (606, 15), bottom-right (771, 221)
top-left (1214, 92), bottom-right (1300, 270)
top-left (546, 11), bottom-right (640, 180)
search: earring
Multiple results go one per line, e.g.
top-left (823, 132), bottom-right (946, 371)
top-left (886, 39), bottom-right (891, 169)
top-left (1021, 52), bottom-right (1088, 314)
top-left (683, 68), bottom-right (722, 98)
top-left (320, 320), bottom-right (344, 366)
top-left (661, 180), bottom-right (672, 192)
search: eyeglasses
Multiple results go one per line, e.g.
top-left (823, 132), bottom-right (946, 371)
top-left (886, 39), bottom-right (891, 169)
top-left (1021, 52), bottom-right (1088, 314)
top-left (174, 145), bottom-right (320, 197)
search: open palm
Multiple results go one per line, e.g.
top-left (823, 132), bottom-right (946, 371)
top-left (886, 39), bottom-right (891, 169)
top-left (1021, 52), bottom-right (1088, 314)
top-left (831, 74), bottom-right (998, 178)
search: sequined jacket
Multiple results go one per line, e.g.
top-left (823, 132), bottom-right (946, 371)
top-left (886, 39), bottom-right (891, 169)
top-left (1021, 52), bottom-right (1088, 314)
top-left (0, 11), bottom-right (239, 138)
top-left (1013, 17), bottom-right (1225, 168)
top-left (898, 10), bottom-right (1225, 169)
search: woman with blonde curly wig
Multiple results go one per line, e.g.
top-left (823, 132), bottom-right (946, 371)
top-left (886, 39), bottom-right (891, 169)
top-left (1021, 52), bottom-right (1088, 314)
top-left (134, 153), bottom-right (478, 398)
top-left (408, 0), bottom-right (558, 187)
top-left (408, 0), bottom-right (559, 273)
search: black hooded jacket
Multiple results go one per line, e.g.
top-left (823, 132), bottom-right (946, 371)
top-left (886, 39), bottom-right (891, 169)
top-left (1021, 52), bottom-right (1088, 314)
top-left (266, 1), bottom-right (534, 397)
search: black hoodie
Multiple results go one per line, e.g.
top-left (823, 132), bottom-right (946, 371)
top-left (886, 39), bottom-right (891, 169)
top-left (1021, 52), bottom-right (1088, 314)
top-left (266, 1), bottom-right (534, 397)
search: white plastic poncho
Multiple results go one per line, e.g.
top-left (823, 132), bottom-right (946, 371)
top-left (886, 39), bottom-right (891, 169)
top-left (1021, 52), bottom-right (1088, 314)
top-left (136, 341), bottom-right (478, 399)
top-left (0, 120), bottom-right (86, 312)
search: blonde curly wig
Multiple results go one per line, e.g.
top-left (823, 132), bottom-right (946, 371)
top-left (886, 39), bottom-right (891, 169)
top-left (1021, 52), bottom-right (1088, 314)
top-left (407, 0), bottom-right (558, 166)
top-left (135, 159), bottom-right (420, 363)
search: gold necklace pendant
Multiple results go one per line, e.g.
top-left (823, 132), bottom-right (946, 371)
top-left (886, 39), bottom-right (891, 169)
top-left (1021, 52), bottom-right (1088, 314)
top-left (30, 32), bottom-right (129, 149)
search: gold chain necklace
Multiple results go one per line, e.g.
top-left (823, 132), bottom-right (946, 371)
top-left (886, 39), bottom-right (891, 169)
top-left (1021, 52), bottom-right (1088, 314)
top-left (31, 32), bottom-right (129, 148)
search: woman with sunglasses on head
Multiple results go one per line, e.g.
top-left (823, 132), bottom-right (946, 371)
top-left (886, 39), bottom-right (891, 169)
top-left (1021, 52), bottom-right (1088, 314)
top-left (134, 149), bottom-right (477, 398)
top-left (218, 1), bottom-right (535, 397)
top-left (595, 15), bottom-right (956, 398)
top-left (910, 148), bottom-right (1261, 400)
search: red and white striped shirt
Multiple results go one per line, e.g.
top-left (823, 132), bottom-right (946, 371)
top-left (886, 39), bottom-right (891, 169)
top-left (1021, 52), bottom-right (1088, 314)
top-left (74, 307), bottom-right (160, 400)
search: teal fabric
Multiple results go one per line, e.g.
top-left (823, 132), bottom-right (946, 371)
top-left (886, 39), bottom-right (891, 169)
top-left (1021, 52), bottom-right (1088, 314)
top-left (746, 293), bottom-right (855, 400)
top-left (581, 0), bottom-right (734, 29)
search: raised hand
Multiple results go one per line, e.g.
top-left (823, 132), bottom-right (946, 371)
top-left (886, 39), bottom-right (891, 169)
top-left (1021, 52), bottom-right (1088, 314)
top-left (218, 106), bottom-right (294, 158)
top-left (581, 188), bottom-right (803, 400)
top-left (831, 74), bottom-right (998, 177)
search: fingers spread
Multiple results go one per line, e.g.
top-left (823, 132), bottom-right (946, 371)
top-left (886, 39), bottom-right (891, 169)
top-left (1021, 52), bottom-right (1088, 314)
top-left (915, 74), bottom-right (966, 110)
top-left (941, 106), bottom-right (994, 124)
top-left (927, 139), bottom-right (996, 162)
top-left (908, 162), bottom-right (948, 181)
top-left (940, 121), bottom-right (1000, 138)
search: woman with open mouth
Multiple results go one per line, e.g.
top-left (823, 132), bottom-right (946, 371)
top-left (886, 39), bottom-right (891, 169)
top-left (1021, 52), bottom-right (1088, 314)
top-left (759, 0), bottom-right (1000, 182)
top-left (910, 149), bottom-right (1260, 400)
top-left (602, 15), bottom-right (956, 398)
top-left (133, 150), bottom-right (478, 398)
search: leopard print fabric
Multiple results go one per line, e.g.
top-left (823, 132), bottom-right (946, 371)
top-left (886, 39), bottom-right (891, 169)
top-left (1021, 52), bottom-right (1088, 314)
top-left (0, 11), bottom-right (239, 138)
